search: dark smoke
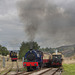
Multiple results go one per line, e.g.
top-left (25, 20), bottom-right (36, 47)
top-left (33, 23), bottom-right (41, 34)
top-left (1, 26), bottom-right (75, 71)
top-left (17, 0), bottom-right (75, 47)
top-left (17, 0), bottom-right (44, 41)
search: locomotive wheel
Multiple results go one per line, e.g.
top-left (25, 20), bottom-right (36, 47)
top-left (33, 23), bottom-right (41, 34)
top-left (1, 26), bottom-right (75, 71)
top-left (41, 64), bottom-right (44, 69)
top-left (27, 66), bottom-right (37, 71)
top-left (27, 67), bottom-right (30, 71)
top-left (39, 63), bottom-right (43, 68)
top-left (33, 66), bottom-right (36, 70)
top-left (46, 63), bottom-right (50, 68)
top-left (12, 60), bottom-right (14, 62)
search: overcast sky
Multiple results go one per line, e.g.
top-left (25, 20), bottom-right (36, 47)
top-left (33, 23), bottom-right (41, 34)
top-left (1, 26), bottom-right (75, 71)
top-left (0, 0), bottom-right (75, 50)
top-left (0, 0), bottom-right (25, 50)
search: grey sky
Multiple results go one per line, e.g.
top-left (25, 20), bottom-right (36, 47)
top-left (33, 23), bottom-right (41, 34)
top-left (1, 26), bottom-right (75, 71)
top-left (0, 0), bottom-right (75, 50)
top-left (0, 0), bottom-right (26, 50)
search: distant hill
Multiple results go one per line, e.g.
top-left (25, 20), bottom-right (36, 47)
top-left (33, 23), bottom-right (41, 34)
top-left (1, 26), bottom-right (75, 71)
top-left (57, 44), bottom-right (75, 57)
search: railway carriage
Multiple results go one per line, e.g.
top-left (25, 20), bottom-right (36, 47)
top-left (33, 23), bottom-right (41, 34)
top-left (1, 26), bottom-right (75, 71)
top-left (43, 52), bottom-right (51, 67)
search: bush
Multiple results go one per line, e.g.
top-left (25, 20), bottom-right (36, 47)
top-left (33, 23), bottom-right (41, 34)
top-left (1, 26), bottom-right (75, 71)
top-left (0, 45), bottom-right (9, 56)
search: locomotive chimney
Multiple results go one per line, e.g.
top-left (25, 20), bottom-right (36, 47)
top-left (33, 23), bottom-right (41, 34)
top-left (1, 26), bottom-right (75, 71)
top-left (30, 41), bottom-right (33, 50)
top-left (55, 50), bottom-right (58, 54)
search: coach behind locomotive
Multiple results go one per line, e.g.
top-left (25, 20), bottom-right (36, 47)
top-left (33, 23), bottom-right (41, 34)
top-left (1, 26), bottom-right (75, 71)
top-left (43, 52), bottom-right (51, 67)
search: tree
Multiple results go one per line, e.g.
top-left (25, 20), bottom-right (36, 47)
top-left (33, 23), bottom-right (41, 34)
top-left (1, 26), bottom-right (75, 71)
top-left (19, 41), bottom-right (40, 59)
top-left (0, 45), bottom-right (9, 56)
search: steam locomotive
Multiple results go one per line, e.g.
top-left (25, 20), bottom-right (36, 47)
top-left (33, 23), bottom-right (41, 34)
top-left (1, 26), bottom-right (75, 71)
top-left (10, 51), bottom-right (18, 61)
top-left (23, 49), bottom-right (43, 71)
top-left (51, 52), bottom-right (63, 67)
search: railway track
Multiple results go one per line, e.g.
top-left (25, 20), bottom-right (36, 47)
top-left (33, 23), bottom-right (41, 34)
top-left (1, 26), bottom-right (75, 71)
top-left (40, 67), bottom-right (62, 75)
top-left (10, 68), bottom-right (49, 75)
top-left (3, 61), bottom-right (19, 75)
top-left (13, 68), bottom-right (46, 75)
top-left (29, 68), bottom-right (52, 75)
top-left (3, 62), bottom-right (13, 75)
top-left (11, 67), bottom-right (62, 75)
top-left (13, 68), bottom-right (52, 75)
top-left (27, 67), bottom-right (61, 75)
top-left (51, 68), bottom-right (60, 75)
top-left (3, 62), bottom-right (62, 75)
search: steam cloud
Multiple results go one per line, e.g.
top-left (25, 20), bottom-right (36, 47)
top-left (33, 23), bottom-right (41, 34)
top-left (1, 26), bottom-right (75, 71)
top-left (17, 0), bottom-right (75, 47)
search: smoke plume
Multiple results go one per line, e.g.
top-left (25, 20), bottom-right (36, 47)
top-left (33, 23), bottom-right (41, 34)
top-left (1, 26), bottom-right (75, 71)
top-left (17, 0), bottom-right (75, 47)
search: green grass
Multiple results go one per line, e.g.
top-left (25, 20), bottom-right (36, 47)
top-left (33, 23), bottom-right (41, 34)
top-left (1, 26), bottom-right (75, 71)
top-left (62, 64), bottom-right (75, 75)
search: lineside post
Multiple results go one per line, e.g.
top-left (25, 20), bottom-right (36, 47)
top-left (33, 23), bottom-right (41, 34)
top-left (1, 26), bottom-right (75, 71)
top-left (3, 57), bottom-right (5, 68)
top-left (22, 57), bottom-right (24, 68)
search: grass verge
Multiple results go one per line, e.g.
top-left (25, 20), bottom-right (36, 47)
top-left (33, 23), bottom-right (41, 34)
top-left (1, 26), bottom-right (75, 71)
top-left (62, 64), bottom-right (75, 75)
